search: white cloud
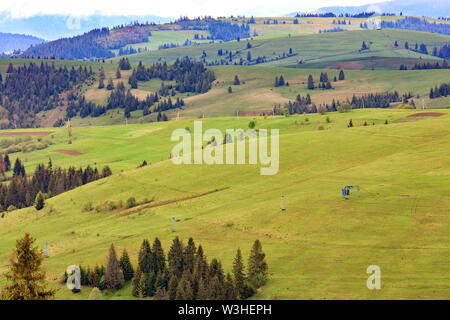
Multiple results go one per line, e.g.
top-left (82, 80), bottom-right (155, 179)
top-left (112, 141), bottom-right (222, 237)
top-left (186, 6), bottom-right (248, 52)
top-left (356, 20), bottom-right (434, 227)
top-left (0, 0), bottom-right (379, 18)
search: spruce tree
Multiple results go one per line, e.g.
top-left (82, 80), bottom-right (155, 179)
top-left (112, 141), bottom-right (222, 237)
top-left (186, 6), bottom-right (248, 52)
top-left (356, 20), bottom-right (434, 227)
top-left (138, 239), bottom-right (153, 274)
top-left (339, 69), bottom-right (345, 80)
top-left (233, 75), bottom-right (240, 85)
top-left (224, 273), bottom-right (238, 300)
top-left (307, 74), bottom-right (314, 90)
top-left (152, 237), bottom-right (166, 275)
top-left (119, 249), bottom-right (134, 281)
top-left (105, 244), bottom-right (122, 290)
top-left (34, 192), bottom-right (45, 211)
top-left (168, 237), bottom-right (184, 278)
top-left (168, 274), bottom-right (178, 300)
top-left (184, 237), bottom-right (196, 273)
top-left (247, 240), bottom-right (268, 287)
top-left (116, 67), bottom-right (121, 79)
top-left (2, 233), bottom-right (55, 300)
top-left (233, 248), bottom-right (246, 298)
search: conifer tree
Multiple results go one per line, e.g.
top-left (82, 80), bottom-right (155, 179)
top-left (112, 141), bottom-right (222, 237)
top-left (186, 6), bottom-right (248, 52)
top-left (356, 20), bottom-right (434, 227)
top-left (307, 74), bottom-right (314, 89)
top-left (34, 192), bottom-right (45, 211)
top-left (168, 237), bottom-right (184, 278)
top-left (233, 248), bottom-right (246, 298)
top-left (168, 274), bottom-right (178, 300)
top-left (138, 239), bottom-right (153, 274)
top-left (116, 67), bottom-right (121, 79)
top-left (175, 270), bottom-right (194, 300)
top-left (152, 237), bottom-right (166, 275)
top-left (224, 273), bottom-right (238, 300)
top-left (105, 244), bottom-right (122, 290)
top-left (184, 237), bottom-right (196, 273)
top-left (2, 233), bottom-right (55, 300)
top-left (119, 249), bottom-right (134, 281)
top-left (233, 75), bottom-right (240, 85)
top-left (247, 240), bottom-right (268, 287)
top-left (4, 154), bottom-right (11, 172)
top-left (339, 69), bottom-right (345, 80)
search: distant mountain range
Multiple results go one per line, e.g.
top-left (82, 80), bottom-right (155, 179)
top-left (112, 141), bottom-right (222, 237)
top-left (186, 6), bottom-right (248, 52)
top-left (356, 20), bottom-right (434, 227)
top-left (287, 0), bottom-right (450, 18)
top-left (0, 32), bottom-right (44, 53)
top-left (0, 13), bottom-right (174, 40)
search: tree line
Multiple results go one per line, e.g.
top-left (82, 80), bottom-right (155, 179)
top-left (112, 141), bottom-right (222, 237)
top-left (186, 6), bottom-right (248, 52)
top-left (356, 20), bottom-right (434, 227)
top-left (0, 156), bottom-right (112, 212)
top-left (64, 237), bottom-right (268, 300)
top-left (429, 83), bottom-right (450, 99)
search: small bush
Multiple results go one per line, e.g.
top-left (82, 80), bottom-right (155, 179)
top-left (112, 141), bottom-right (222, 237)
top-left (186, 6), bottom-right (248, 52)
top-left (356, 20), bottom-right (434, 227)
top-left (126, 197), bottom-right (137, 209)
top-left (83, 202), bottom-right (93, 212)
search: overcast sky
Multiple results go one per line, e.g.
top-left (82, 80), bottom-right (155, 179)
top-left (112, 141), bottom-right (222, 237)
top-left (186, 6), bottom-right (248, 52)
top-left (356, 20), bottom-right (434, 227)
top-left (0, 0), bottom-right (382, 18)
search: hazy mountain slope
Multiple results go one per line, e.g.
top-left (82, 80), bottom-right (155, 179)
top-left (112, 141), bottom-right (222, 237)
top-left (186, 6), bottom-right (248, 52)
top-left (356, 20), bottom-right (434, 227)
top-left (0, 13), bottom-right (174, 40)
top-left (0, 32), bottom-right (44, 53)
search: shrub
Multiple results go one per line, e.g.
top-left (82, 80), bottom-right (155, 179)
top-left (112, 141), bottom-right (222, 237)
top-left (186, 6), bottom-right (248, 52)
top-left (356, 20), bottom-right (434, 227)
top-left (248, 121), bottom-right (256, 129)
top-left (83, 202), bottom-right (93, 212)
top-left (326, 116), bottom-right (331, 123)
top-left (126, 197), bottom-right (137, 209)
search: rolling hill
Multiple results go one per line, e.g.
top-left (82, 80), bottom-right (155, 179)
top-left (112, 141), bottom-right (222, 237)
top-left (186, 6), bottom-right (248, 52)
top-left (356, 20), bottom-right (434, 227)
top-left (0, 109), bottom-right (449, 299)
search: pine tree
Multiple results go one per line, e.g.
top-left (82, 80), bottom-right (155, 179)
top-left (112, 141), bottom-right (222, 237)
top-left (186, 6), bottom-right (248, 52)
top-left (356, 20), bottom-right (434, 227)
top-left (278, 75), bottom-right (285, 86)
top-left (228, 86), bottom-right (232, 93)
top-left (152, 237), bottom-right (166, 275)
top-left (106, 77), bottom-right (114, 90)
top-left (138, 239), bottom-right (153, 274)
top-left (2, 233), bottom-right (55, 300)
top-left (98, 78), bottom-right (104, 89)
top-left (184, 237), bottom-right (196, 273)
top-left (119, 249), bottom-right (134, 281)
top-left (247, 240), bottom-right (268, 287)
top-left (34, 192), bottom-right (45, 211)
top-left (105, 243), bottom-right (122, 290)
top-left (224, 273), bottom-right (238, 300)
top-left (168, 274), bottom-right (178, 300)
top-left (307, 74), bottom-right (314, 90)
top-left (233, 75), bottom-right (240, 85)
top-left (339, 70), bottom-right (345, 80)
top-left (175, 270), bottom-right (194, 300)
top-left (168, 237), bottom-right (184, 278)
top-left (4, 154), bottom-right (11, 172)
top-left (131, 266), bottom-right (143, 296)
top-left (116, 67), bottom-right (121, 79)
top-left (233, 248), bottom-right (246, 298)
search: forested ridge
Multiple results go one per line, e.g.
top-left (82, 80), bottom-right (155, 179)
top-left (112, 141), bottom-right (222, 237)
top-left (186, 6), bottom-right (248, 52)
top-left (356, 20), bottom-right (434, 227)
top-left (0, 62), bottom-right (93, 128)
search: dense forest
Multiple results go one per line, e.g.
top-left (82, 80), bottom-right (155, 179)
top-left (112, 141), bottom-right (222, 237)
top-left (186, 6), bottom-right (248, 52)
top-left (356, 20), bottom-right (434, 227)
top-left (65, 237), bottom-right (268, 300)
top-left (0, 155), bottom-right (112, 211)
top-left (379, 17), bottom-right (450, 35)
top-left (22, 26), bottom-right (152, 60)
top-left (429, 83), bottom-right (450, 99)
top-left (67, 59), bottom-right (210, 119)
top-left (0, 62), bottom-right (93, 128)
top-left (129, 59), bottom-right (215, 94)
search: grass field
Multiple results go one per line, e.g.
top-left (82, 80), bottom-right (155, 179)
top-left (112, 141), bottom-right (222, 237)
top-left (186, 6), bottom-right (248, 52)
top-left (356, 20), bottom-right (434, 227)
top-left (0, 108), bottom-right (449, 299)
top-left (111, 29), bottom-right (450, 69)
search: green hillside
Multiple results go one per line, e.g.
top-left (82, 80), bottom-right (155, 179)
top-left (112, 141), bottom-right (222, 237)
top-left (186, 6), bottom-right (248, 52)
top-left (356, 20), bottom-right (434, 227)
top-left (111, 29), bottom-right (450, 69)
top-left (0, 109), bottom-right (449, 299)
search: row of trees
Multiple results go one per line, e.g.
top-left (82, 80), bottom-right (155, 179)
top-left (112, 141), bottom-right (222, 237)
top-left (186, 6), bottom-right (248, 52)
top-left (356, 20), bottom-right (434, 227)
top-left (0, 157), bottom-right (112, 211)
top-left (276, 91), bottom-right (404, 116)
top-left (429, 83), bottom-right (450, 99)
top-left (66, 237), bottom-right (268, 300)
top-left (0, 62), bottom-right (93, 128)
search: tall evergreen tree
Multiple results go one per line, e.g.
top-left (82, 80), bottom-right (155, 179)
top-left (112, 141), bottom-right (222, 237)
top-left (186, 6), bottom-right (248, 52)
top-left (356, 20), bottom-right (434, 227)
top-left (233, 248), bottom-right (246, 298)
top-left (2, 233), bottom-right (55, 300)
top-left (119, 249), bottom-right (134, 281)
top-left (168, 237), bottom-right (184, 278)
top-left (247, 240), bottom-right (268, 287)
top-left (307, 74), bottom-right (314, 90)
top-left (105, 244), bottom-right (122, 290)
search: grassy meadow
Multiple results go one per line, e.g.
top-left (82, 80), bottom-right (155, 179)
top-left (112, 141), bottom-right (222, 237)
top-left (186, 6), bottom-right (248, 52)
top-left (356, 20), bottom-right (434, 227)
top-left (0, 109), bottom-right (449, 299)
